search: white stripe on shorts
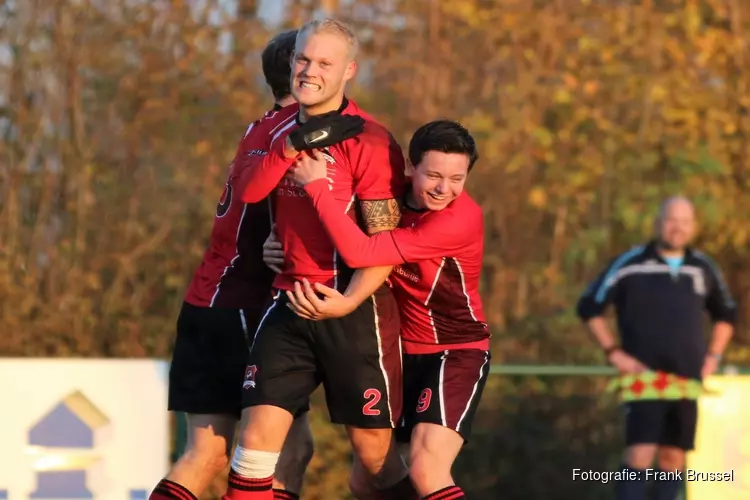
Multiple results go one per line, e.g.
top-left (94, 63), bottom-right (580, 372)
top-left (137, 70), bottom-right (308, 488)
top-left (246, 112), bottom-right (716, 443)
top-left (369, 295), bottom-right (395, 428)
top-left (455, 351), bottom-right (490, 432)
top-left (248, 290), bottom-right (282, 355)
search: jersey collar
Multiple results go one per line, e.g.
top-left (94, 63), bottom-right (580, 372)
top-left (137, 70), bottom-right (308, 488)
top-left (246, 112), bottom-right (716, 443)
top-left (402, 185), bottom-right (428, 213)
top-left (295, 97), bottom-right (350, 126)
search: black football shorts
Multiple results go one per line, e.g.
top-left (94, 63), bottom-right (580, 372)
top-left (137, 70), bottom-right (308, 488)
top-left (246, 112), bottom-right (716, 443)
top-left (241, 287), bottom-right (402, 428)
top-left (168, 301), bottom-right (309, 419)
top-left (623, 400), bottom-right (698, 451)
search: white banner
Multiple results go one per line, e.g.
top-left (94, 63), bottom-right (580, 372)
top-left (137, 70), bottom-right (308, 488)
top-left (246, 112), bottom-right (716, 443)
top-left (0, 358), bottom-right (170, 500)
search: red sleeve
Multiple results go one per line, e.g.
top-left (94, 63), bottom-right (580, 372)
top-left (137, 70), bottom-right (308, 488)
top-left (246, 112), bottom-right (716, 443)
top-left (348, 127), bottom-right (406, 201)
top-left (304, 181), bottom-right (480, 267)
top-left (389, 198), bottom-right (481, 262)
top-left (236, 134), bottom-right (296, 203)
top-left (303, 180), bottom-right (403, 267)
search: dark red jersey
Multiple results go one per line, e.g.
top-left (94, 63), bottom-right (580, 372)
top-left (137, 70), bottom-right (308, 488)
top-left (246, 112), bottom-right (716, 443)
top-left (237, 99), bottom-right (406, 291)
top-left (304, 181), bottom-right (490, 354)
top-left (184, 104), bottom-right (298, 308)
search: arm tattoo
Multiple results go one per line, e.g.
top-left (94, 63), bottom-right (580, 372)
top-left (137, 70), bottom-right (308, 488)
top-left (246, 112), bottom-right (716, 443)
top-left (359, 198), bottom-right (402, 234)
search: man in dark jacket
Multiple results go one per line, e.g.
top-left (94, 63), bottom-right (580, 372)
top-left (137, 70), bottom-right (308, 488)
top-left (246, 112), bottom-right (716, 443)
top-left (576, 196), bottom-right (736, 500)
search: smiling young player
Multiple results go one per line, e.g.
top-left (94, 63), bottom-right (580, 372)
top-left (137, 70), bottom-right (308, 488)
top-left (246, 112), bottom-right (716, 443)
top-left (287, 120), bottom-right (491, 500)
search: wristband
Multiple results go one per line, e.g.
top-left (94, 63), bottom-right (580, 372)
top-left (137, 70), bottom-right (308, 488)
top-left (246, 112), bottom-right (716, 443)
top-left (707, 352), bottom-right (723, 362)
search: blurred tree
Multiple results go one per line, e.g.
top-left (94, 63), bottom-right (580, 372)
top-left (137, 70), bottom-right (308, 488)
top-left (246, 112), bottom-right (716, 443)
top-left (2, 0), bottom-right (750, 497)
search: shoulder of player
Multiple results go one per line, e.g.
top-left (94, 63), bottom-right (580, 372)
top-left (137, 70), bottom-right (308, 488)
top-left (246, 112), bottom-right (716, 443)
top-left (362, 120), bottom-right (399, 145)
top-left (342, 104), bottom-right (400, 148)
top-left (237, 104), bottom-right (298, 142)
top-left (605, 245), bottom-right (649, 271)
top-left (259, 104), bottom-right (299, 134)
top-left (341, 125), bottom-right (402, 169)
top-left (450, 192), bottom-right (483, 226)
top-left (420, 193), bottom-right (482, 231)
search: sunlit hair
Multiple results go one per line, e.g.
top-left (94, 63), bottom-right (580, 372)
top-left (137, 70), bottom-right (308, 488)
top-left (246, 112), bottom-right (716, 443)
top-left (296, 18), bottom-right (359, 60)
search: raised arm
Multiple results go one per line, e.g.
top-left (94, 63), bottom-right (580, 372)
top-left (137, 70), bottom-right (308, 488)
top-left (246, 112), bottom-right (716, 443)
top-left (236, 135), bottom-right (296, 203)
top-left (238, 113), bottom-right (368, 203)
top-left (335, 127), bottom-right (408, 304)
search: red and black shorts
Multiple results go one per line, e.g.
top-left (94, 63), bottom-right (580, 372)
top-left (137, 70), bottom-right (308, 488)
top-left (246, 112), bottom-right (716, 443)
top-left (167, 301), bottom-right (310, 419)
top-left (242, 286), bottom-right (402, 429)
top-left (396, 348), bottom-right (490, 443)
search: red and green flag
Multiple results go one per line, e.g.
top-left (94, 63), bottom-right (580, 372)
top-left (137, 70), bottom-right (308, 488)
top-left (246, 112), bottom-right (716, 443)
top-left (606, 370), bottom-right (708, 402)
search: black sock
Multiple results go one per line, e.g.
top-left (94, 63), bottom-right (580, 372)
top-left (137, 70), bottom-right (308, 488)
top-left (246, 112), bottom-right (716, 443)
top-left (655, 468), bottom-right (683, 500)
top-left (616, 463), bottom-right (647, 500)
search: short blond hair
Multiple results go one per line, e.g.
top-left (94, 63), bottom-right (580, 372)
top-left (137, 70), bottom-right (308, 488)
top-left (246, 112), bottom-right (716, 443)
top-left (297, 18), bottom-right (359, 59)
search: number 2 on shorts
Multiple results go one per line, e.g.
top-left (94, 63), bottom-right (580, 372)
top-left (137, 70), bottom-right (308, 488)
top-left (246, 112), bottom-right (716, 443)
top-left (362, 388), bottom-right (381, 416)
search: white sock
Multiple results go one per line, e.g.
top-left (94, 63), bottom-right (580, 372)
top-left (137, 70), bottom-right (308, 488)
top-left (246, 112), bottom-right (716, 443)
top-left (231, 446), bottom-right (280, 479)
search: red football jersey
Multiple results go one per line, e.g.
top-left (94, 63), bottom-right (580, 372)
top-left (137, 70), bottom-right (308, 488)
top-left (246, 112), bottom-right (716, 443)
top-left (184, 104), bottom-right (298, 308)
top-left (304, 181), bottom-right (490, 354)
top-left (237, 99), bottom-right (407, 291)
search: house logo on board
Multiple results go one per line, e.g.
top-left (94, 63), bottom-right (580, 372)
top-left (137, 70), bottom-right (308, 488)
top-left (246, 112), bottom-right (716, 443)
top-left (0, 390), bottom-right (150, 500)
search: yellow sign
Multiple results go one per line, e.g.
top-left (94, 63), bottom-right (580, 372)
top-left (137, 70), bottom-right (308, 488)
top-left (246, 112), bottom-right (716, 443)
top-left (687, 375), bottom-right (750, 499)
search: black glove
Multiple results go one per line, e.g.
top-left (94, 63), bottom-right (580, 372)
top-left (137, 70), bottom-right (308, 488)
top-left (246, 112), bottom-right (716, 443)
top-left (288, 113), bottom-right (366, 151)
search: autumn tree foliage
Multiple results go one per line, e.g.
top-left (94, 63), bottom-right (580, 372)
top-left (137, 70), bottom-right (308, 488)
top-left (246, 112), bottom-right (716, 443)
top-left (3, 0), bottom-right (750, 498)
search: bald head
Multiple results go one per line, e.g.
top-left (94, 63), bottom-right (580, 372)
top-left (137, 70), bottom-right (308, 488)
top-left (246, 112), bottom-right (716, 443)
top-left (658, 196), bottom-right (694, 221)
top-left (656, 196), bottom-right (696, 251)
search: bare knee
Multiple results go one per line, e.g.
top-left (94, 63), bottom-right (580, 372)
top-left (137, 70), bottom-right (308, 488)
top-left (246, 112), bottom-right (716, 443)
top-left (347, 427), bottom-right (407, 492)
top-left (408, 424), bottom-right (462, 496)
top-left (347, 427), bottom-right (393, 475)
top-left (238, 405), bottom-right (295, 452)
top-left (657, 446), bottom-right (686, 471)
top-left (624, 444), bottom-right (658, 470)
top-left (230, 406), bottom-right (294, 483)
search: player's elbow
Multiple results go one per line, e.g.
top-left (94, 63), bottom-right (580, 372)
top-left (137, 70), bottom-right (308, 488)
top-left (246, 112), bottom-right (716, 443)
top-left (340, 253), bottom-right (369, 269)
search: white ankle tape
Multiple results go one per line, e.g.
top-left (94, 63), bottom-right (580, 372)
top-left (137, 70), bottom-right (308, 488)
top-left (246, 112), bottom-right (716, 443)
top-left (231, 446), bottom-right (280, 479)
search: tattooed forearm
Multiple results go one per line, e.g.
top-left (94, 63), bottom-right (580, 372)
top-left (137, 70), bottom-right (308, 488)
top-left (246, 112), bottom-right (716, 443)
top-left (359, 198), bottom-right (402, 234)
